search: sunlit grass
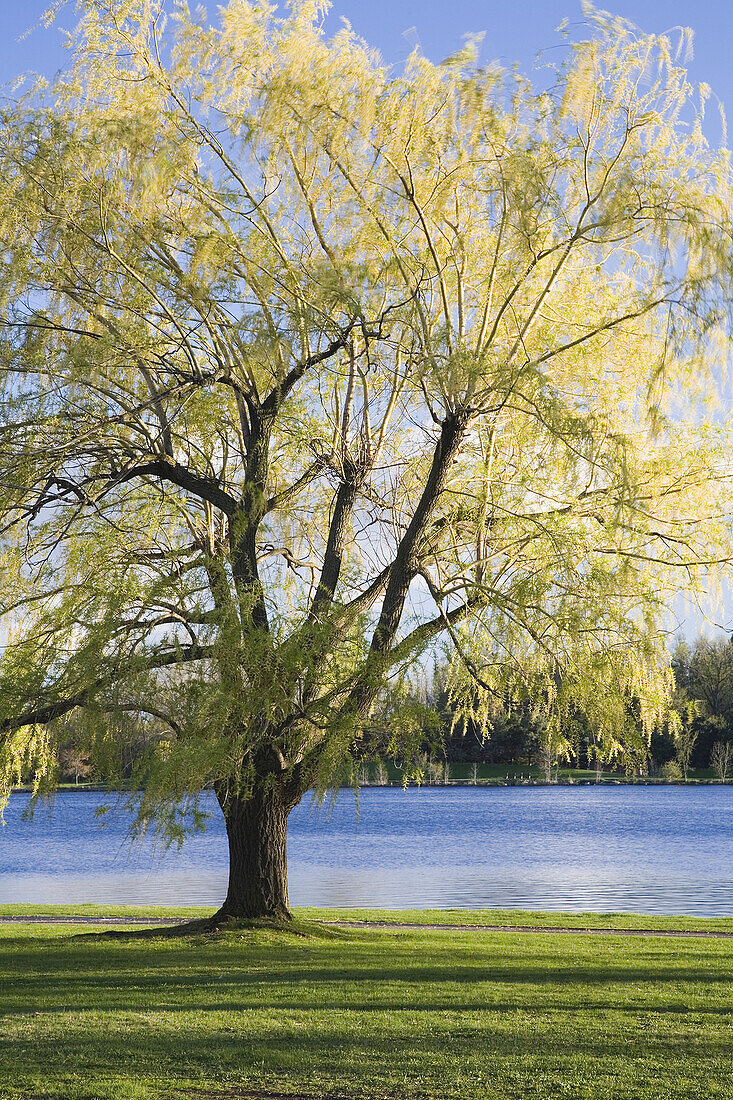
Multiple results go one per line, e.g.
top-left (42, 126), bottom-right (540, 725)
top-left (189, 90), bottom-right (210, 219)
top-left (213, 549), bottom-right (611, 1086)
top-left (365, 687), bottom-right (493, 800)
top-left (4, 903), bottom-right (733, 934)
top-left (0, 908), bottom-right (732, 1099)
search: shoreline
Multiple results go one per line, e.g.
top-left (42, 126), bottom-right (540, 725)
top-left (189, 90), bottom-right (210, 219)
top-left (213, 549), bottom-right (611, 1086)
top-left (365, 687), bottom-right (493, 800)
top-left (10, 776), bottom-right (732, 793)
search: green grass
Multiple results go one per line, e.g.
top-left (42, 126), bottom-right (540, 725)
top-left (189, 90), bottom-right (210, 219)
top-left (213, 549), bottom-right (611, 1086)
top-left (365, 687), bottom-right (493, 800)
top-left (5, 902), bottom-right (733, 933)
top-left (0, 903), bottom-right (209, 921)
top-left (304, 906), bottom-right (733, 935)
top-left (1, 907), bottom-right (732, 1099)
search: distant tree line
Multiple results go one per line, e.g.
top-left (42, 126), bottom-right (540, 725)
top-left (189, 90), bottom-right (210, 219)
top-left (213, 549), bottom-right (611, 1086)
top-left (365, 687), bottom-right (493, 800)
top-left (371, 637), bottom-right (733, 781)
top-left (52, 636), bottom-right (733, 785)
top-left (656, 637), bottom-right (733, 779)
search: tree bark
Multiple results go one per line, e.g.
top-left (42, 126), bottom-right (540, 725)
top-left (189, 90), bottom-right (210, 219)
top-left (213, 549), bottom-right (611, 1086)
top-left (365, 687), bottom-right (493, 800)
top-left (214, 780), bottom-right (293, 921)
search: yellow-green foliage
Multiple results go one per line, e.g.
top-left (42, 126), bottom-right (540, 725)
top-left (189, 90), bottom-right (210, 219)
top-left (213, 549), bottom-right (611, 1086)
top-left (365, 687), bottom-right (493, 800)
top-left (0, 2), bottom-right (732, 832)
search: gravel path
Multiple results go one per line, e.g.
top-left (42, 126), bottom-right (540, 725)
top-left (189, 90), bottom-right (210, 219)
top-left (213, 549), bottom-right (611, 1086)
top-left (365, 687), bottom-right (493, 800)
top-left (325, 920), bottom-right (733, 939)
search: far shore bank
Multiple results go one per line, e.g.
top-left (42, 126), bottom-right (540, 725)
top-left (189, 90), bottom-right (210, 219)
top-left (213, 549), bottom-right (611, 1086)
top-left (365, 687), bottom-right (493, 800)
top-left (10, 775), bottom-right (732, 794)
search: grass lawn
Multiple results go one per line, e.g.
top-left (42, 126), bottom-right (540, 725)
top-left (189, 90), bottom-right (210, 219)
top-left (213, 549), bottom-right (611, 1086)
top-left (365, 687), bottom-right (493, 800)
top-left (1, 907), bottom-right (732, 1100)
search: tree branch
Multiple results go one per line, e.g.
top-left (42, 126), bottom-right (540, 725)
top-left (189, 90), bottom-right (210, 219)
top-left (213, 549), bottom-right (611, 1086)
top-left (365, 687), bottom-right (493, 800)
top-left (114, 459), bottom-right (238, 515)
top-left (0, 645), bottom-right (216, 734)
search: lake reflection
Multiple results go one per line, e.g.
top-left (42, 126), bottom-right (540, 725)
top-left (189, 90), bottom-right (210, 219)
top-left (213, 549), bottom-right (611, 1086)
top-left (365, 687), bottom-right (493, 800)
top-left (2, 785), bottom-right (733, 915)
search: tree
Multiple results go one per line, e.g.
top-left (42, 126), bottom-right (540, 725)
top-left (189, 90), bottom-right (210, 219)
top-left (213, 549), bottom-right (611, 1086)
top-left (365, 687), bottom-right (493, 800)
top-left (669, 636), bottom-right (733, 768)
top-left (1, 2), bottom-right (732, 920)
top-left (672, 700), bottom-right (699, 780)
top-left (58, 743), bottom-right (92, 785)
top-left (710, 739), bottom-right (731, 781)
top-left (688, 637), bottom-right (733, 720)
top-left (650, 722), bottom-right (677, 772)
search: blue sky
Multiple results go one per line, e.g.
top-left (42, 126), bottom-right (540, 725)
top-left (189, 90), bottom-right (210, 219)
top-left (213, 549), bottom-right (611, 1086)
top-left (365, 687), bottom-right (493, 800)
top-left (2, 1), bottom-right (733, 117)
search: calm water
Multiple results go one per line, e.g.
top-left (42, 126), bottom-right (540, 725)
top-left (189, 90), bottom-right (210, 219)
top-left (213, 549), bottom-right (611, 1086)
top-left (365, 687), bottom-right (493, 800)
top-left (1, 785), bottom-right (733, 915)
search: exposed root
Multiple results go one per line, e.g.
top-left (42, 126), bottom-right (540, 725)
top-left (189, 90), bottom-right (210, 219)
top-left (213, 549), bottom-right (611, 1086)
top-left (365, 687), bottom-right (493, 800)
top-left (74, 912), bottom-right (314, 940)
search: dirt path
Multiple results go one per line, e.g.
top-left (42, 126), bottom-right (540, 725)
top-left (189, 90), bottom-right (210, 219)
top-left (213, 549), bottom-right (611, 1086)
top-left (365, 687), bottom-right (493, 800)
top-left (325, 920), bottom-right (733, 939)
top-left (1, 915), bottom-right (732, 938)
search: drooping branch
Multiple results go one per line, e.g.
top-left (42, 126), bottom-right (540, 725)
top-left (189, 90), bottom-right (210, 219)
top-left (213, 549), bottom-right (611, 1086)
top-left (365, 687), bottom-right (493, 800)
top-left (389, 596), bottom-right (482, 667)
top-left (266, 459), bottom-right (324, 513)
top-left (0, 644), bottom-right (216, 734)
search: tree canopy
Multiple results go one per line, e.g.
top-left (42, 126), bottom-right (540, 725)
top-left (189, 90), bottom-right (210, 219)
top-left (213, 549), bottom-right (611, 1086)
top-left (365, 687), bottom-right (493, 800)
top-left (1, 1), bottom-right (732, 916)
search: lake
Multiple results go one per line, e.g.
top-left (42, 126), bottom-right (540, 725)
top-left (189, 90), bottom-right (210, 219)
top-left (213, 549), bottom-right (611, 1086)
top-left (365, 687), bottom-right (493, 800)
top-left (2, 785), bottom-right (733, 915)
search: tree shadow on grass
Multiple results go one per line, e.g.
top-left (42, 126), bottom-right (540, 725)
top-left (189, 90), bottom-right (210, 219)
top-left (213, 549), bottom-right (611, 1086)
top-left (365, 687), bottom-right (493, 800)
top-left (174, 1091), bottom-right (353, 1100)
top-left (1, 929), bottom-right (732, 1018)
top-left (1, 922), bottom-right (731, 1100)
top-left (4, 1022), bottom-right (733, 1079)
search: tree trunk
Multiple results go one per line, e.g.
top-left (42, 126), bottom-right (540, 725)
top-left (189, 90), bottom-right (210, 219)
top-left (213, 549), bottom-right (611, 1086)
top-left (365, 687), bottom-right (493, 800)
top-left (214, 780), bottom-right (293, 921)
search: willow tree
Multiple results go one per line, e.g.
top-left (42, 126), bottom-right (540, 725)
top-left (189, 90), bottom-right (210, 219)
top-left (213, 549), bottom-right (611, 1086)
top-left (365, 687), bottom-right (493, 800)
top-left (1, 2), bottom-right (731, 919)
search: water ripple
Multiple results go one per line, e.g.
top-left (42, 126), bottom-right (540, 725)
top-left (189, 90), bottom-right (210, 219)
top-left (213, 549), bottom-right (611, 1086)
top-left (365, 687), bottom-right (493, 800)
top-left (2, 785), bottom-right (733, 915)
